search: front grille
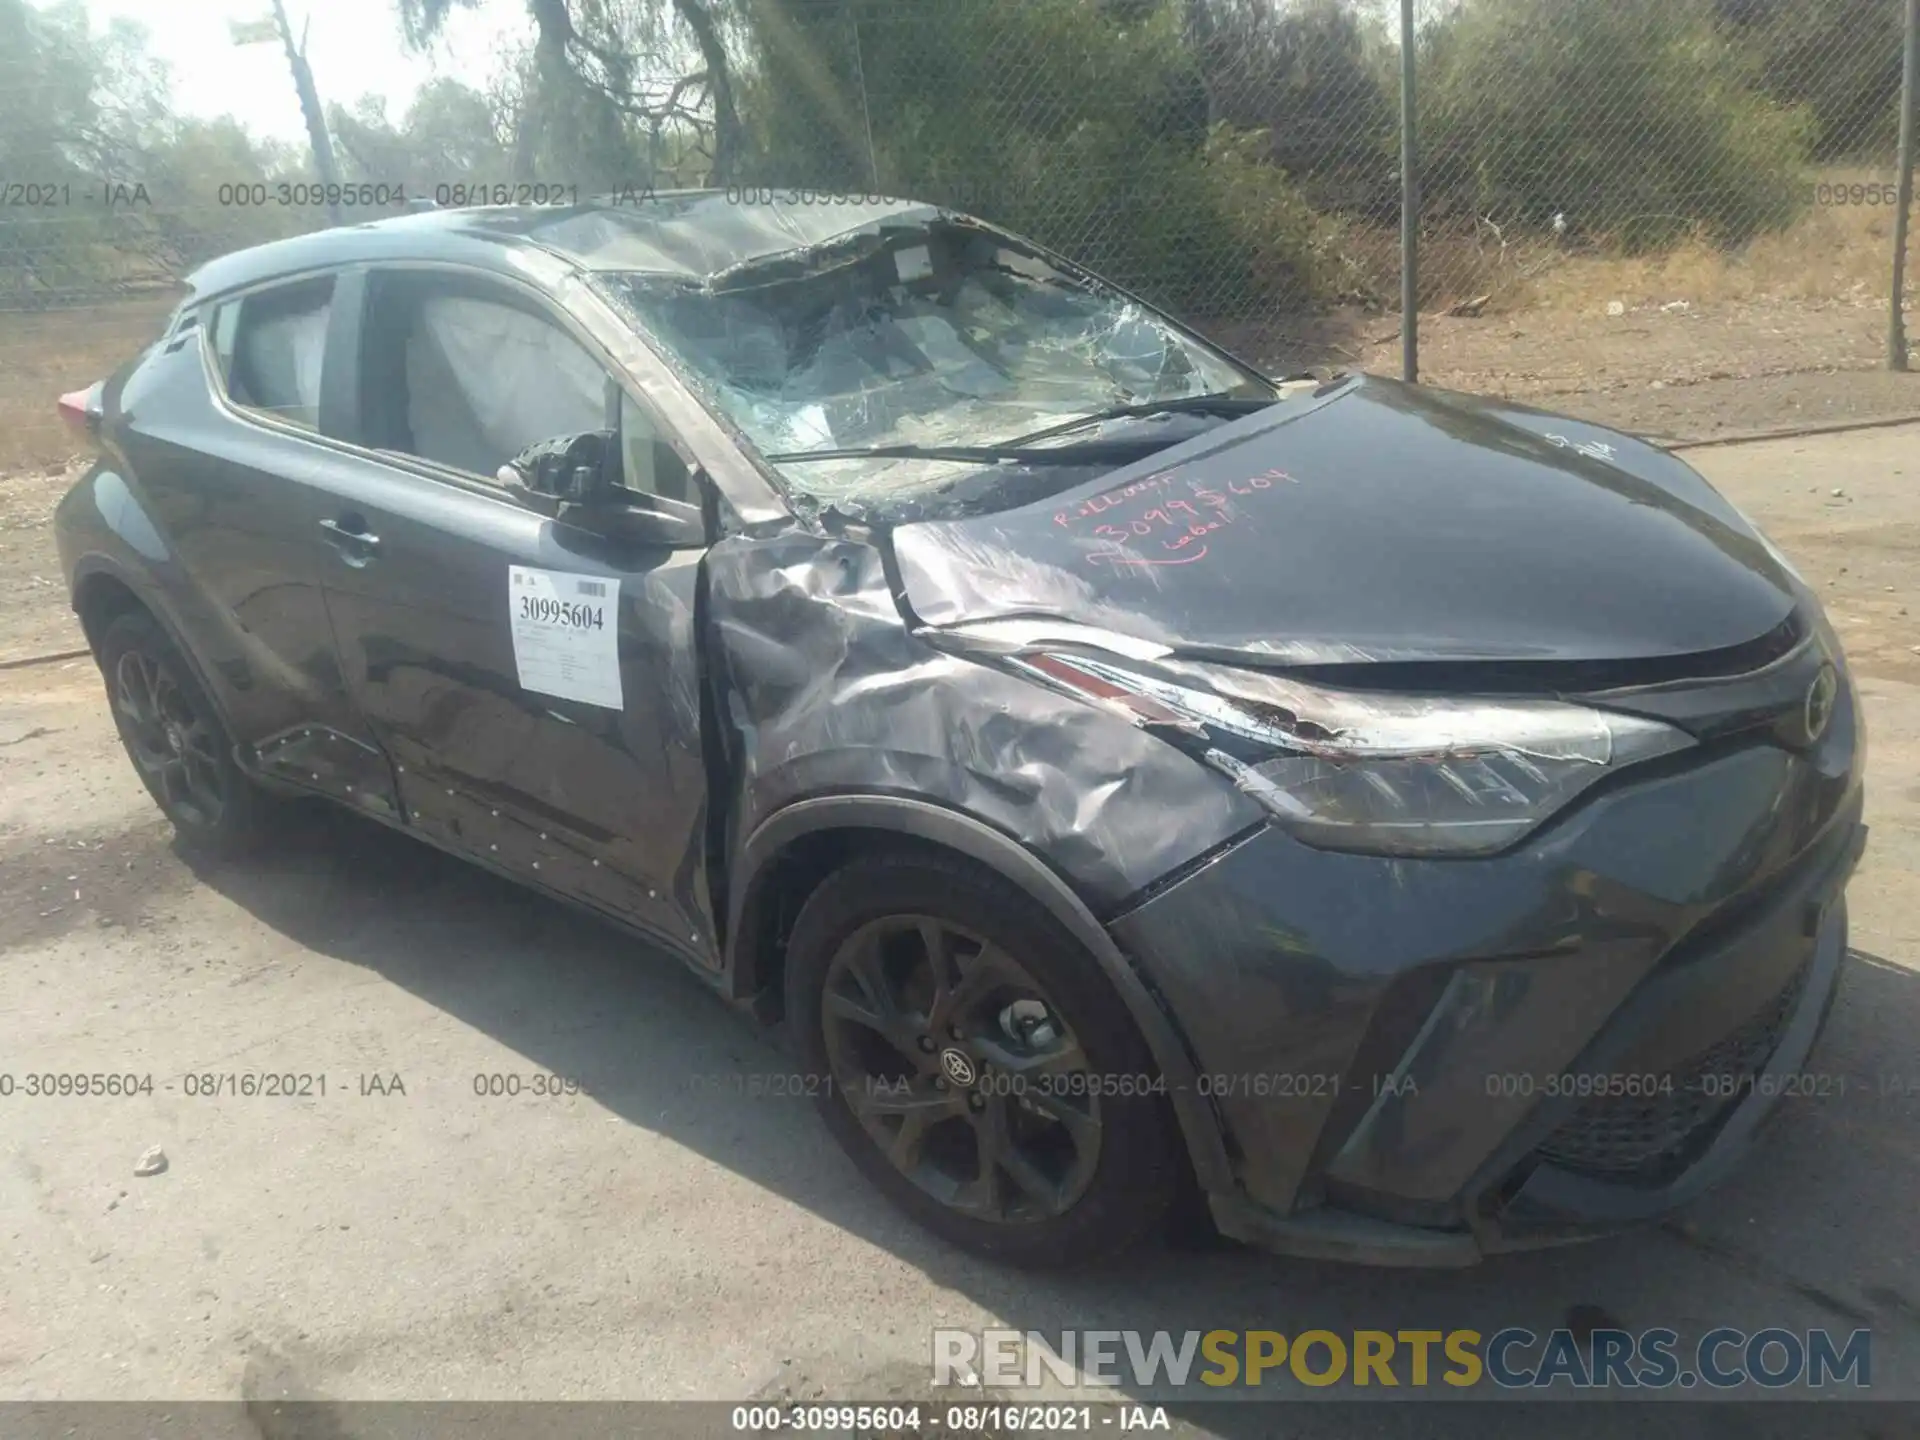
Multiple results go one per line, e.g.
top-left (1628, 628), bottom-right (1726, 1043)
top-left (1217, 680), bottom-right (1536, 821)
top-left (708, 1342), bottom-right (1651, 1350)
top-left (1535, 959), bottom-right (1811, 1184)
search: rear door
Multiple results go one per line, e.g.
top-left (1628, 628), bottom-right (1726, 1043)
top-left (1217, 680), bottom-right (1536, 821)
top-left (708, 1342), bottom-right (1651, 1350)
top-left (114, 271), bottom-right (399, 813)
top-left (314, 264), bottom-right (719, 961)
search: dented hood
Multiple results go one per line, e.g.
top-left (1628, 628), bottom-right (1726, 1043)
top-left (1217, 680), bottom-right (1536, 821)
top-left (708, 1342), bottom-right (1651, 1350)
top-left (890, 376), bottom-right (1799, 667)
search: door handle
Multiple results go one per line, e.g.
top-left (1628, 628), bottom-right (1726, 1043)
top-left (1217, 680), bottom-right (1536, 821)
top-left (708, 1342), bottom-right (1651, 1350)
top-left (319, 516), bottom-right (380, 566)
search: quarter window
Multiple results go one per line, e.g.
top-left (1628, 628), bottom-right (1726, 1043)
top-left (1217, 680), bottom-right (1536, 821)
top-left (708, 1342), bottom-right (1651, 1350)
top-left (210, 276), bottom-right (333, 430)
top-left (618, 391), bottom-right (693, 505)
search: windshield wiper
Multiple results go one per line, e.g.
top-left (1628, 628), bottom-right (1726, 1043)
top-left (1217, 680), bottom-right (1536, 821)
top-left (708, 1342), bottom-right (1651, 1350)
top-left (765, 439), bottom-right (1154, 466)
top-left (765, 393), bottom-right (1276, 467)
top-left (1001, 391), bottom-right (1276, 446)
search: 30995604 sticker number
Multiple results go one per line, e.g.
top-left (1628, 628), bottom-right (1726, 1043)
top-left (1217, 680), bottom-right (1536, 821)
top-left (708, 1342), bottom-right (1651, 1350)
top-left (508, 566), bottom-right (623, 709)
top-left (517, 594), bottom-right (605, 630)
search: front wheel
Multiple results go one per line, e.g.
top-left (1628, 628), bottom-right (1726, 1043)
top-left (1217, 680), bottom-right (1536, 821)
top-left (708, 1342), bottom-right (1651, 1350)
top-left (786, 850), bottom-right (1181, 1267)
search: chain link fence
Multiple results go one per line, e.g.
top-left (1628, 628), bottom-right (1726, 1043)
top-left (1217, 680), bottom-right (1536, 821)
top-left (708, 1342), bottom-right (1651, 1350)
top-left (2, 0), bottom-right (1916, 470)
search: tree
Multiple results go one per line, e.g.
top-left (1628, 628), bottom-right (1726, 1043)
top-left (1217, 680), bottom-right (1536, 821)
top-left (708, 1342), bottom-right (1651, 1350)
top-left (739, 0), bottom-right (1363, 314)
top-left (1718, 0), bottom-right (1907, 160)
top-left (1186, 0), bottom-right (1398, 221)
top-left (1420, 0), bottom-right (1812, 249)
top-left (139, 117), bottom-right (308, 272)
top-left (0, 0), bottom-right (292, 305)
top-left (397, 0), bottom-right (741, 183)
top-left (0, 0), bottom-right (114, 304)
top-left (329, 79), bottom-right (515, 183)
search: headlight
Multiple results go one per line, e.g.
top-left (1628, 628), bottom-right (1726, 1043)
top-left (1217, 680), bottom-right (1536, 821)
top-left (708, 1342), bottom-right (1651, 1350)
top-left (1008, 650), bottom-right (1694, 857)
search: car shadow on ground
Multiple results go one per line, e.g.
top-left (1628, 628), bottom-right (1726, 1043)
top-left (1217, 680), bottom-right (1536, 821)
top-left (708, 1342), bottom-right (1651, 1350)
top-left (178, 804), bottom-right (1920, 1432)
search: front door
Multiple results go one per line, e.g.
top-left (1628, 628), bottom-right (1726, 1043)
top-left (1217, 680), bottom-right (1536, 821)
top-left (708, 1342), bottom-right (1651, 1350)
top-left (313, 265), bottom-right (718, 962)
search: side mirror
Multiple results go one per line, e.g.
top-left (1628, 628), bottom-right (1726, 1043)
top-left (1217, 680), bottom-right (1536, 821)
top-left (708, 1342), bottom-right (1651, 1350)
top-left (604, 503), bottom-right (706, 549)
top-left (499, 426), bottom-right (706, 548)
top-left (498, 430), bottom-right (615, 512)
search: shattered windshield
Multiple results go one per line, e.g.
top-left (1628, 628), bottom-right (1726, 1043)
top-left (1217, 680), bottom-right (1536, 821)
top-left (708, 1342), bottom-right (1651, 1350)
top-left (593, 219), bottom-right (1269, 513)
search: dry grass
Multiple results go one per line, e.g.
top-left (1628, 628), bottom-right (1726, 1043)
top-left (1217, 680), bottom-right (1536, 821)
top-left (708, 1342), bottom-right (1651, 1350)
top-left (1437, 166), bottom-right (1909, 319)
top-left (0, 296), bottom-right (178, 470)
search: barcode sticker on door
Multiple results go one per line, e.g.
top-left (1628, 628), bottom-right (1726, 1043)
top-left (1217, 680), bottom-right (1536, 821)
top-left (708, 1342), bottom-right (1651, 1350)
top-left (508, 565), bottom-right (622, 709)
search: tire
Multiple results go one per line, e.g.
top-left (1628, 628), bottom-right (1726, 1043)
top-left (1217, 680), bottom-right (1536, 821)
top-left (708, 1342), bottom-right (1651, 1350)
top-left (96, 608), bottom-right (271, 855)
top-left (786, 848), bottom-right (1181, 1267)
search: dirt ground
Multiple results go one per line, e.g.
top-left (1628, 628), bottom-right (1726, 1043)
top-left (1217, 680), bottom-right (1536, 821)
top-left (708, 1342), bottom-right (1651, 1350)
top-left (0, 457), bottom-right (87, 666)
top-left (1209, 291), bottom-right (1920, 445)
top-left (0, 426), bottom-right (1917, 1433)
top-left (1361, 298), bottom-right (1920, 443)
top-left (0, 297), bottom-right (178, 472)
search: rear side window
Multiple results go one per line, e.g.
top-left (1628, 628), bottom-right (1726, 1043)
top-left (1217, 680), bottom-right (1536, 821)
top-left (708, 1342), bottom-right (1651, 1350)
top-left (208, 276), bottom-right (334, 430)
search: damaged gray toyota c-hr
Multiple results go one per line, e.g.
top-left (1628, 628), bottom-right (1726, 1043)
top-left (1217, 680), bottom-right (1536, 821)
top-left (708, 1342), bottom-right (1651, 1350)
top-left (54, 194), bottom-right (1865, 1268)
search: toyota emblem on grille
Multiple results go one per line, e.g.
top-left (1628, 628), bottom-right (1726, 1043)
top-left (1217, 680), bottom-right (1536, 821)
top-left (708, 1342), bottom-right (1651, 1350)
top-left (1804, 663), bottom-right (1838, 744)
top-left (940, 1048), bottom-right (978, 1087)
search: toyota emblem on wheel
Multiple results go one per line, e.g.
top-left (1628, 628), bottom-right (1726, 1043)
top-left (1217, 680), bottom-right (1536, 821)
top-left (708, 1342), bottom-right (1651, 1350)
top-left (940, 1047), bottom-right (978, 1088)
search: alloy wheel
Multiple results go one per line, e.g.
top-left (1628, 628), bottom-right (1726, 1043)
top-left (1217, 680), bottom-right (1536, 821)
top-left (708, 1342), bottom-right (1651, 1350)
top-left (114, 648), bottom-right (226, 829)
top-left (819, 914), bottom-right (1102, 1223)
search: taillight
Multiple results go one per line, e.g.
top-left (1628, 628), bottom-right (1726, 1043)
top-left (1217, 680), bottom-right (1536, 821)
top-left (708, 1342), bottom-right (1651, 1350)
top-left (57, 382), bottom-right (104, 439)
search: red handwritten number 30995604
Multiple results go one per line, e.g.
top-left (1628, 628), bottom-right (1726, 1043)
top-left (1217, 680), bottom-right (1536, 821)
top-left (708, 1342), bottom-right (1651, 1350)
top-left (1054, 468), bottom-right (1295, 569)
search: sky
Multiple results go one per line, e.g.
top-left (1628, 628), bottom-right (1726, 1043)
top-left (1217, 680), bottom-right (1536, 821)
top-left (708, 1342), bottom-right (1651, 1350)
top-left (84, 0), bottom-right (532, 142)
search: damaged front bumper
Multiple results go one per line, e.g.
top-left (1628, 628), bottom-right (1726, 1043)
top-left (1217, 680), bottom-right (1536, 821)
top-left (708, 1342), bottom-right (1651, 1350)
top-left (1108, 700), bottom-right (1866, 1267)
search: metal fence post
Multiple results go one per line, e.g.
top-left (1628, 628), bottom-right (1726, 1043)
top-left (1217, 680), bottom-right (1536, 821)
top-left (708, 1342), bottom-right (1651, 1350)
top-left (1400, 0), bottom-right (1419, 384)
top-left (1892, 0), bottom-right (1919, 371)
top-left (849, 8), bottom-right (881, 193)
